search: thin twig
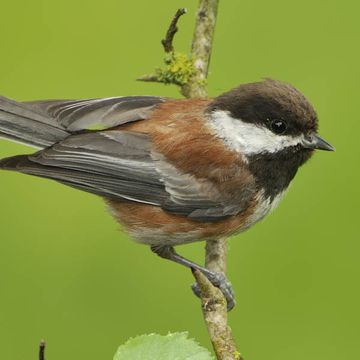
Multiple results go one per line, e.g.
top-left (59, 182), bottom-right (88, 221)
top-left (161, 8), bottom-right (187, 53)
top-left (39, 340), bottom-right (46, 360)
top-left (136, 74), bottom-right (165, 83)
top-left (137, 8), bottom-right (188, 84)
top-left (192, 269), bottom-right (243, 360)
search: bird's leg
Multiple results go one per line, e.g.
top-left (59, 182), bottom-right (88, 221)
top-left (150, 245), bottom-right (235, 311)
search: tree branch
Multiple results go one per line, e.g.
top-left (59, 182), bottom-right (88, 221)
top-left (182, 0), bottom-right (219, 98)
top-left (205, 238), bottom-right (228, 274)
top-left (136, 74), bottom-right (166, 83)
top-left (161, 8), bottom-right (187, 53)
top-left (39, 340), bottom-right (46, 360)
top-left (184, 1), bottom-right (241, 358)
top-left (138, 2), bottom-right (241, 359)
top-left (192, 269), bottom-right (243, 360)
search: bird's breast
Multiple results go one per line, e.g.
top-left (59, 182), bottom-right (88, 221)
top-left (242, 189), bottom-right (287, 230)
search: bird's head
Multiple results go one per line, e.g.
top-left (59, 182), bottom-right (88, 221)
top-left (207, 79), bottom-right (334, 162)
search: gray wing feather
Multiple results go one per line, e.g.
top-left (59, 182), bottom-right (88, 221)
top-left (0, 96), bottom-right (58, 125)
top-left (24, 96), bottom-right (165, 131)
top-left (0, 130), bottom-right (254, 222)
top-left (152, 151), bottom-right (254, 220)
top-left (0, 96), bottom-right (70, 147)
top-left (28, 131), bottom-right (166, 205)
top-left (151, 151), bottom-right (231, 220)
top-left (1, 95), bottom-right (164, 148)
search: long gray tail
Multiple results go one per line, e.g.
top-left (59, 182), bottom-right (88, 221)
top-left (0, 96), bottom-right (70, 149)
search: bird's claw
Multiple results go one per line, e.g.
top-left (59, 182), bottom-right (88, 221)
top-left (191, 271), bottom-right (235, 311)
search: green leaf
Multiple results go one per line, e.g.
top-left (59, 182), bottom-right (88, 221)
top-left (113, 332), bottom-right (214, 360)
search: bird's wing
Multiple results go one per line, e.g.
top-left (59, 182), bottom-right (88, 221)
top-left (0, 130), bottom-right (255, 222)
top-left (23, 96), bottom-right (165, 132)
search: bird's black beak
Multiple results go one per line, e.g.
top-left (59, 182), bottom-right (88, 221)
top-left (302, 133), bottom-right (335, 151)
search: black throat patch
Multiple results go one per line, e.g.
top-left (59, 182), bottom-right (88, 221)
top-left (247, 147), bottom-right (313, 199)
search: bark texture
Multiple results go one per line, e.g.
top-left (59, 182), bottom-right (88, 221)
top-left (182, 0), bottom-right (219, 98)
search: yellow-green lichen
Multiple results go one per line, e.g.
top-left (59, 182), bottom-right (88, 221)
top-left (155, 52), bottom-right (196, 86)
top-left (233, 350), bottom-right (242, 359)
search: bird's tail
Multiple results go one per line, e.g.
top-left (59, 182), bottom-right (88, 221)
top-left (0, 95), bottom-right (69, 149)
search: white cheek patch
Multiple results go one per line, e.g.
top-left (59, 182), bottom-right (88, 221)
top-left (208, 110), bottom-right (304, 156)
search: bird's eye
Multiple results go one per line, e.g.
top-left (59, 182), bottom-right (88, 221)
top-left (270, 119), bottom-right (287, 134)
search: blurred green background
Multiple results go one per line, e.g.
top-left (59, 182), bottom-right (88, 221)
top-left (0, 1), bottom-right (358, 359)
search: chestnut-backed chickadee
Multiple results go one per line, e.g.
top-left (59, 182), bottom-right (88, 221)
top-left (0, 79), bottom-right (334, 310)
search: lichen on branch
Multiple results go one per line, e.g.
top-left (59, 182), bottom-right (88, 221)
top-left (138, 52), bottom-right (195, 87)
top-left (137, 7), bottom-right (195, 91)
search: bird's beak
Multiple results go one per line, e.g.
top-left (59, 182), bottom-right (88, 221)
top-left (302, 132), bottom-right (335, 151)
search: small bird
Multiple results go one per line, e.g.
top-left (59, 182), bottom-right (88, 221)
top-left (0, 79), bottom-right (334, 310)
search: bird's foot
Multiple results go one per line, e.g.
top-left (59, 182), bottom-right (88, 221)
top-left (191, 271), bottom-right (235, 311)
top-left (150, 245), bottom-right (235, 311)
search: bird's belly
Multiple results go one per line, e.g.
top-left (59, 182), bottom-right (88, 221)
top-left (106, 189), bottom-right (286, 246)
top-left (106, 198), bottom-right (261, 246)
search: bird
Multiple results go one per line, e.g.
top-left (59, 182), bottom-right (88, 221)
top-left (0, 79), bottom-right (334, 310)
